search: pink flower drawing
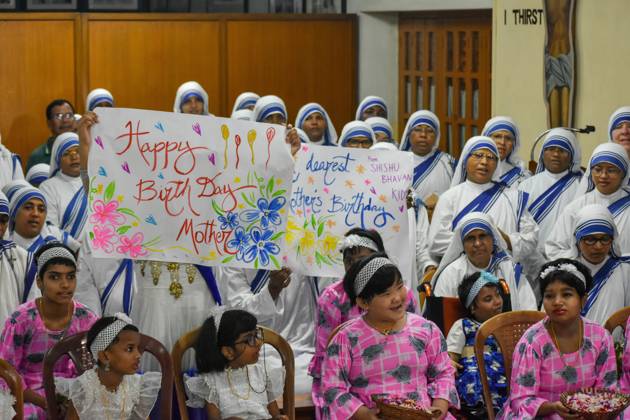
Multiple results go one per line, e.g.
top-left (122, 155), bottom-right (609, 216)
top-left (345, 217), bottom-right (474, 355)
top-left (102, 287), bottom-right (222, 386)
top-left (90, 199), bottom-right (125, 226)
top-left (116, 232), bottom-right (148, 258)
top-left (92, 224), bottom-right (117, 253)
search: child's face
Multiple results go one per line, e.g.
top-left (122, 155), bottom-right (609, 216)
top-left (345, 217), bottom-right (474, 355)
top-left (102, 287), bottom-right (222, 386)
top-left (542, 280), bottom-right (585, 324)
top-left (360, 278), bottom-right (407, 325)
top-left (471, 285), bottom-right (503, 322)
top-left (226, 328), bottom-right (264, 367)
top-left (104, 330), bottom-right (142, 375)
top-left (37, 263), bottom-right (76, 304)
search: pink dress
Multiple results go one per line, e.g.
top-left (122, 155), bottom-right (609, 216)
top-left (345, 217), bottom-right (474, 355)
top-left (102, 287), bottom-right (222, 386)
top-left (308, 280), bottom-right (418, 418)
top-left (320, 313), bottom-right (458, 420)
top-left (498, 317), bottom-right (618, 420)
top-left (0, 299), bottom-right (98, 419)
top-left (619, 316), bottom-right (630, 393)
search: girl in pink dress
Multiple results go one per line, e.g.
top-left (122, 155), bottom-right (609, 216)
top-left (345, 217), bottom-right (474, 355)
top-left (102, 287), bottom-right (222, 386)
top-left (309, 228), bottom-right (418, 418)
top-left (321, 253), bottom-right (458, 420)
top-left (0, 242), bottom-right (98, 419)
top-left (498, 258), bottom-right (618, 420)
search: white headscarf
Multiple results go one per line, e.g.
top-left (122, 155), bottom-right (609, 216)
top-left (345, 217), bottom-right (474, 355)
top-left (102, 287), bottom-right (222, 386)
top-left (231, 92), bottom-right (260, 115)
top-left (365, 117), bottom-right (394, 142)
top-left (399, 110), bottom-right (440, 152)
top-left (535, 128), bottom-right (582, 174)
top-left (576, 142), bottom-right (630, 195)
top-left (49, 133), bottom-right (79, 177)
top-left (355, 96), bottom-right (388, 120)
top-left (2, 180), bottom-right (30, 202)
top-left (608, 106), bottom-right (630, 142)
top-left (338, 121), bottom-right (376, 147)
top-left (433, 211), bottom-right (509, 282)
top-left (8, 186), bottom-right (47, 233)
top-left (253, 95), bottom-right (287, 123)
top-left (230, 109), bottom-right (253, 121)
top-left (568, 204), bottom-right (622, 258)
top-left (85, 88), bottom-right (114, 111)
top-left (369, 141), bottom-right (398, 152)
top-left (294, 103), bottom-right (338, 146)
top-left (482, 116), bottom-right (524, 167)
top-left (25, 164), bottom-right (50, 187)
top-left (451, 136), bottom-right (501, 187)
top-left (173, 81), bottom-right (209, 115)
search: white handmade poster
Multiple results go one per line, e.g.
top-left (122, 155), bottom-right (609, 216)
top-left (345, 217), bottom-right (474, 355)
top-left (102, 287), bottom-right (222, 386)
top-left (86, 107), bottom-right (294, 270)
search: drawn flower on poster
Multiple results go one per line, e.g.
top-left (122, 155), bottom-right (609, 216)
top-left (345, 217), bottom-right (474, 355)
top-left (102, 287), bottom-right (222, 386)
top-left (286, 213), bottom-right (342, 268)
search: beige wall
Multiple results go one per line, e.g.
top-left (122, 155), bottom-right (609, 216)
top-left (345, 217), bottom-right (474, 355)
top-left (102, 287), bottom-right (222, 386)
top-left (493, 0), bottom-right (630, 166)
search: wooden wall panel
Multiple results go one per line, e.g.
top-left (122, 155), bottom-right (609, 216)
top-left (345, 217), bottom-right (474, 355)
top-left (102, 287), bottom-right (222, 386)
top-left (0, 16), bottom-right (78, 162)
top-left (87, 18), bottom-right (221, 115)
top-left (226, 19), bottom-right (356, 129)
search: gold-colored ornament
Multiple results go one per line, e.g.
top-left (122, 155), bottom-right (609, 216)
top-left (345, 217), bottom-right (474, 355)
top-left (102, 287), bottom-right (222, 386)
top-left (139, 260), bottom-right (147, 277)
top-left (185, 264), bottom-right (196, 284)
top-left (167, 262), bottom-right (183, 299)
top-left (150, 261), bottom-right (162, 285)
top-left (169, 280), bottom-right (183, 299)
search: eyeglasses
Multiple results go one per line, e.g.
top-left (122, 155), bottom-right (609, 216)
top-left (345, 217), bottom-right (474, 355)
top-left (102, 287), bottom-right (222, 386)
top-left (51, 112), bottom-right (75, 121)
top-left (233, 327), bottom-right (264, 347)
top-left (469, 152), bottom-right (498, 162)
top-left (580, 235), bottom-right (613, 246)
top-left (346, 138), bottom-right (373, 148)
top-left (412, 126), bottom-right (435, 135)
top-left (592, 166), bottom-right (622, 176)
top-left (62, 149), bottom-right (80, 159)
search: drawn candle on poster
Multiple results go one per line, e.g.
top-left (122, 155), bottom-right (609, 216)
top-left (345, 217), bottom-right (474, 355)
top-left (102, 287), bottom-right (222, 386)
top-left (287, 144), bottom-right (414, 279)
top-left (86, 107), bottom-right (294, 269)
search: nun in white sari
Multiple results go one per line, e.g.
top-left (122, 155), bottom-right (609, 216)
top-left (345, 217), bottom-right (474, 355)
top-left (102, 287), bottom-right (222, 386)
top-left (366, 117), bottom-right (395, 145)
top-left (518, 128), bottom-right (582, 257)
top-left (0, 136), bottom-right (24, 190)
top-left (253, 95), bottom-right (288, 124)
top-left (294, 102), bottom-right (338, 146)
top-left (432, 212), bottom-right (537, 310)
top-left (85, 88), bottom-right (114, 111)
top-left (428, 136), bottom-right (539, 277)
top-left (39, 132), bottom-right (87, 240)
top-left (355, 95), bottom-right (388, 121)
top-left (546, 142), bottom-right (630, 259)
top-left (173, 81), bottom-right (210, 115)
top-left (231, 91), bottom-right (259, 114)
top-left (25, 163), bottom-right (49, 188)
top-left (482, 116), bottom-right (531, 188)
top-left (567, 204), bottom-right (630, 326)
top-left (608, 106), bottom-right (630, 159)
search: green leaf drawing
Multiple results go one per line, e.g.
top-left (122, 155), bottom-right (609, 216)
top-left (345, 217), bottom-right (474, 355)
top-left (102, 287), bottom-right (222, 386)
top-left (266, 178), bottom-right (274, 197)
top-left (271, 189), bottom-right (286, 198)
top-left (241, 192), bottom-right (255, 208)
top-left (142, 236), bottom-right (161, 247)
top-left (104, 181), bottom-right (116, 202)
top-left (117, 208), bottom-right (140, 221)
top-left (211, 200), bottom-right (225, 216)
top-left (269, 254), bottom-right (280, 269)
top-left (317, 222), bottom-right (324, 237)
top-left (89, 231), bottom-right (94, 240)
top-left (254, 258), bottom-right (259, 269)
top-left (270, 231), bottom-right (285, 241)
top-left (221, 255), bottom-right (235, 264)
top-left (311, 214), bottom-right (317, 230)
top-left (116, 225), bottom-right (131, 234)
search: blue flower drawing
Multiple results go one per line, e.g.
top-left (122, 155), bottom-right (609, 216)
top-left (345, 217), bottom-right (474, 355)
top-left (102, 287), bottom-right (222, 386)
top-left (241, 197), bottom-right (286, 228)
top-left (244, 227), bottom-right (280, 266)
top-left (218, 212), bottom-right (239, 230)
top-left (227, 227), bottom-right (251, 261)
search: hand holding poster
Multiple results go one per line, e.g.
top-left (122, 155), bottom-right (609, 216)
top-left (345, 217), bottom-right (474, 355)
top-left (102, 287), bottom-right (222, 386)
top-left (86, 108), bottom-right (294, 269)
top-left (287, 144), bottom-right (414, 279)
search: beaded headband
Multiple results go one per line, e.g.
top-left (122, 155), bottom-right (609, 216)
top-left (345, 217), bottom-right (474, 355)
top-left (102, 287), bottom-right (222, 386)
top-left (338, 234), bottom-right (379, 253)
top-left (539, 263), bottom-right (586, 287)
top-left (36, 246), bottom-right (76, 272)
top-left (89, 312), bottom-right (134, 359)
top-left (354, 257), bottom-right (395, 295)
top-left (465, 271), bottom-right (499, 308)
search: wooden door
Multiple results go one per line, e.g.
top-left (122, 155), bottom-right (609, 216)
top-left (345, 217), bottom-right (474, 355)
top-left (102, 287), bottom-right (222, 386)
top-left (399, 12), bottom-right (491, 158)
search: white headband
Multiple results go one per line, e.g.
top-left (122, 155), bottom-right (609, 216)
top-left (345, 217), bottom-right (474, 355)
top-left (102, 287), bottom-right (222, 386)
top-left (339, 234), bottom-right (379, 253)
top-left (37, 246), bottom-right (76, 272)
top-left (540, 263), bottom-right (586, 287)
top-left (90, 312), bottom-right (134, 359)
top-left (354, 257), bottom-right (395, 295)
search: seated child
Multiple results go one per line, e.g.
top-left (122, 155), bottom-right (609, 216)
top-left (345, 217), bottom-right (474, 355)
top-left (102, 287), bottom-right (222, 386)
top-left (186, 308), bottom-right (287, 420)
top-left (55, 313), bottom-right (161, 419)
top-left (446, 271), bottom-right (507, 419)
top-left (320, 252), bottom-right (459, 420)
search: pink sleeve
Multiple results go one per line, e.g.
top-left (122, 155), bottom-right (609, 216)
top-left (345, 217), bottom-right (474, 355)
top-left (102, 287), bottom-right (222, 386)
top-left (0, 315), bottom-right (26, 388)
top-left (594, 329), bottom-right (619, 390)
top-left (309, 292), bottom-right (341, 379)
top-left (406, 289), bottom-right (419, 314)
top-left (620, 318), bottom-right (630, 392)
top-left (425, 325), bottom-right (459, 408)
top-left (501, 337), bottom-right (546, 419)
top-left (320, 332), bottom-right (364, 420)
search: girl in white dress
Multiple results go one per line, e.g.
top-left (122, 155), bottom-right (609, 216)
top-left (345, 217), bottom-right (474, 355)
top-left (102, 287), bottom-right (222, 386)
top-left (186, 308), bottom-right (287, 420)
top-left (55, 313), bottom-right (161, 420)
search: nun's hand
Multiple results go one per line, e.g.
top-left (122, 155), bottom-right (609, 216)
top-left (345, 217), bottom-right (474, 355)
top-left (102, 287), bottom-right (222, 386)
top-left (285, 124), bottom-right (300, 157)
top-left (77, 111), bottom-right (99, 153)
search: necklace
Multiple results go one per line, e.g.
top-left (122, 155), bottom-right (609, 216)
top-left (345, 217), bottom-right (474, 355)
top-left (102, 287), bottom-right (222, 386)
top-left (98, 371), bottom-right (126, 420)
top-left (226, 365), bottom-right (268, 400)
top-left (38, 298), bottom-right (73, 338)
top-left (549, 318), bottom-right (583, 362)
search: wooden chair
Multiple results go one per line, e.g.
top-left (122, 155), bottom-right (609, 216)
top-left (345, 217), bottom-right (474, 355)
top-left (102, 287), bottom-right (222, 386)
top-left (171, 325), bottom-right (295, 420)
top-left (474, 310), bottom-right (545, 420)
top-left (604, 306), bottom-right (630, 335)
top-left (43, 331), bottom-right (174, 420)
top-left (0, 359), bottom-right (23, 420)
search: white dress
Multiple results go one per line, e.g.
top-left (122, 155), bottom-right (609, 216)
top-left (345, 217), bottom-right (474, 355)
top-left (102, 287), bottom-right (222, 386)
top-left (185, 362), bottom-right (284, 419)
top-left (497, 159), bottom-right (530, 189)
top-left (579, 256), bottom-right (630, 326)
top-left (0, 145), bottom-right (24, 191)
top-left (55, 369), bottom-right (161, 420)
top-left (411, 152), bottom-right (454, 201)
top-left (0, 241), bottom-right (29, 324)
top-left (432, 254), bottom-right (537, 311)
top-left (0, 388), bottom-right (15, 419)
top-left (39, 172), bottom-right (85, 239)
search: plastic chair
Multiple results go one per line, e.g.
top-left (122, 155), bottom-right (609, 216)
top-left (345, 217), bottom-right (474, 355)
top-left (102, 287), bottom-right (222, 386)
top-left (43, 331), bottom-right (173, 420)
top-left (604, 306), bottom-right (630, 335)
top-left (0, 359), bottom-right (23, 420)
top-left (474, 310), bottom-right (545, 420)
top-left (171, 325), bottom-right (295, 420)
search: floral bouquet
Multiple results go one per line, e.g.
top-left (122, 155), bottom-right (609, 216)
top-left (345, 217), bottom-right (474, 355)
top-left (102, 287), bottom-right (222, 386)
top-left (371, 395), bottom-right (442, 419)
top-left (560, 388), bottom-right (630, 420)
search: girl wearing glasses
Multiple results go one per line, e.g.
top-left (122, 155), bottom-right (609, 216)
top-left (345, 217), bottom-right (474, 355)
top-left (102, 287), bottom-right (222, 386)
top-left (186, 308), bottom-right (287, 420)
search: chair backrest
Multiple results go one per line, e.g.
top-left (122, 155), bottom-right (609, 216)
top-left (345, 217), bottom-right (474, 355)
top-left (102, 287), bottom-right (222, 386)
top-left (474, 310), bottom-right (545, 420)
top-left (43, 331), bottom-right (174, 420)
top-left (171, 325), bottom-right (295, 420)
top-left (0, 359), bottom-right (23, 420)
top-left (604, 306), bottom-right (630, 335)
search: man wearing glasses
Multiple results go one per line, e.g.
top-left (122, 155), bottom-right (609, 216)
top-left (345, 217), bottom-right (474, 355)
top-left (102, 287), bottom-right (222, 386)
top-left (25, 99), bottom-right (77, 172)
